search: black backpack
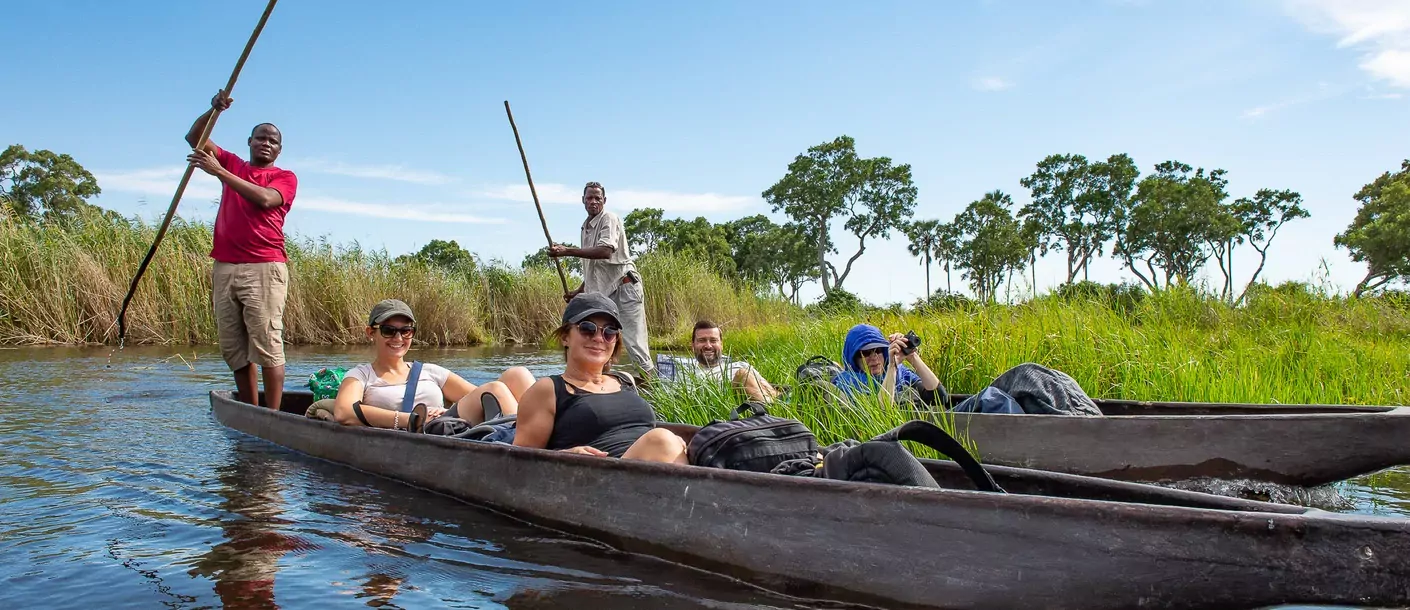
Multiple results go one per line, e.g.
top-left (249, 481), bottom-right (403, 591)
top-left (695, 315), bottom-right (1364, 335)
top-left (772, 420), bottom-right (1004, 493)
top-left (688, 402), bottom-right (819, 472)
top-left (795, 355), bottom-right (843, 386)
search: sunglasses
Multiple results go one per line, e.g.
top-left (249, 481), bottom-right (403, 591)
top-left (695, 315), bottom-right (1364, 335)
top-left (375, 324), bottom-right (416, 338)
top-left (860, 347), bottom-right (888, 357)
top-left (576, 320), bottom-right (621, 340)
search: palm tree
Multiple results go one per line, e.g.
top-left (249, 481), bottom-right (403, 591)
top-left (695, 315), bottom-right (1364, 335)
top-left (904, 219), bottom-right (942, 296)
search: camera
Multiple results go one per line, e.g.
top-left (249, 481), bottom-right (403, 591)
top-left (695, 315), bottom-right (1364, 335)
top-left (901, 330), bottom-right (922, 356)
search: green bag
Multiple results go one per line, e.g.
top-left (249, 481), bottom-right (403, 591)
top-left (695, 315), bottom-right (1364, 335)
top-left (308, 367), bottom-right (348, 401)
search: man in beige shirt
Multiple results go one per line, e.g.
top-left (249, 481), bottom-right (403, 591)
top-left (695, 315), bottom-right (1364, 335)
top-left (549, 182), bottom-right (653, 376)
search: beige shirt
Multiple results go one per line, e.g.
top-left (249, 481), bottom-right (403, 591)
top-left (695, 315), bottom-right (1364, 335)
top-left (580, 210), bottom-right (638, 296)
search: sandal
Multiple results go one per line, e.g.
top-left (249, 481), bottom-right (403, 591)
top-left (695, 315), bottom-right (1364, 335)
top-left (481, 393), bottom-right (502, 422)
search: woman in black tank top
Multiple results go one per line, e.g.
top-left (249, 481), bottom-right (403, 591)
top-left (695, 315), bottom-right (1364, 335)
top-left (514, 293), bottom-right (687, 463)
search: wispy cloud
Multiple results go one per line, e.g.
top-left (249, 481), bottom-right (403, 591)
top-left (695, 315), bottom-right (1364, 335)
top-left (93, 166), bottom-right (222, 201)
top-left (289, 158), bottom-right (456, 186)
top-left (1282, 0), bottom-right (1410, 88)
top-left (475, 183), bottom-right (758, 214)
top-left (1241, 82), bottom-right (1345, 118)
top-left (972, 76), bottom-right (1014, 92)
top-left (297, 196), bottom-right (506, 224)
top-left (92, 165), bottom-right (503, 224)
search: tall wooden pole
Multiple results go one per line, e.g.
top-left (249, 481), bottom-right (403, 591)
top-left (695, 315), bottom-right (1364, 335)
top-left (116, 0), bottom-right (280, 346)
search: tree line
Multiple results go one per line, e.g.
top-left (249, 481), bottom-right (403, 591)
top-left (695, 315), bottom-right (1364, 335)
top-left (4, 141), bottom-right (1409, 300)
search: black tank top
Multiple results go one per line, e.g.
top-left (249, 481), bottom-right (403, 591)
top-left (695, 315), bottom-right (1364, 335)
top-left (547, 372), bottom-right (655, 458)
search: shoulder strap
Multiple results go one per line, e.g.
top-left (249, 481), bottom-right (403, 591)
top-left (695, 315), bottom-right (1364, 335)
top-left (400, 361), bottom-right (424, 413)
top-left (873, 420), bottom-right (1004, 493)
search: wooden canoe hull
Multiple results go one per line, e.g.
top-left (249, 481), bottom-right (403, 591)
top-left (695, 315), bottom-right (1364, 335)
top-left (947, 404), bottom-right (1410, 486)
top-left (211, 391), bottom-right (1410, 610)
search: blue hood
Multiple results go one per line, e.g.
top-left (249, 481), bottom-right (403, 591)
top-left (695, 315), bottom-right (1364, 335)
top-left (832, 323), bottom-right (918, 393)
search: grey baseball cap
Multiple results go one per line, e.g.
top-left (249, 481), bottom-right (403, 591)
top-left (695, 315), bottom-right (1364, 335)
top-left (369, 299), bottom-right (416, 326)
top-left (562, 292), bottom-right (620, 327)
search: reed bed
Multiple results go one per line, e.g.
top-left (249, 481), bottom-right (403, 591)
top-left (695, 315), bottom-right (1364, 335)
top-left (0, 212), bottom-right (794, 346)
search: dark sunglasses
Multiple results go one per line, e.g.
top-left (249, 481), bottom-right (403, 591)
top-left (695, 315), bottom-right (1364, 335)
top-left (375, 324), bottom-right (416, 338)
top-left (576, 320), bottom-right (621, 340)
top-left (860, 347), bottom-right (888, 357)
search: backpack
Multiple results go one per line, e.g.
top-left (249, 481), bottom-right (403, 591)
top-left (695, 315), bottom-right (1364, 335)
top-left (308, 367), bottom-right (348, 401)
top-left (772, 420), bottom-right (1005, 493)
top-left (688, 402), bottom-right (819, 472)
top-left (795, 355), bottom-right (843, 386)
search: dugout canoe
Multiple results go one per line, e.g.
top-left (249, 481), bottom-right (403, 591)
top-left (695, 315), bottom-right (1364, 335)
top-left (211, 390), bottom-right (1409, 610)
top-left (937, 396), bottom-right (1410, 486)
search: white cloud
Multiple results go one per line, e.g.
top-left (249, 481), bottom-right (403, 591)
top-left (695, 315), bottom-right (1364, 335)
top-left (1241, 82), bottom-right (1344, 119)
top-left (93, 166), bottom-right (222, 201)
top-left (973, 76), bottom-right (1014, 91)
top-left (287, 158), bottom-right (455, 186)
top-left (297, 196), bottom-right (506, 224)
top-left (1283, 0), bottom-right (1410, 87)
top-left (475, 183), bottom-right (758, 214)
top-left (93, 165), bottom-right (503, 224)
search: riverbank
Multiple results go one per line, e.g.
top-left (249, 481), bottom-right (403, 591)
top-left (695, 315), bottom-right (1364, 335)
top-left (0, 212), bottom-right (793, 346)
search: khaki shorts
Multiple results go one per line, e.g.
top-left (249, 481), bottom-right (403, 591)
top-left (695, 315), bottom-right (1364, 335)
top-left (213, 261), bottom-right (288, 369)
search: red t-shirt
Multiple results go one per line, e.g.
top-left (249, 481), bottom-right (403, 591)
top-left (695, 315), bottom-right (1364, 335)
top-left (210, 146), bottom-right (298, 264)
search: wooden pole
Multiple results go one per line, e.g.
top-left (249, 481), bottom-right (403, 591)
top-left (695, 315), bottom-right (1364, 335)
top-left (116, 0), bottom-right (280, 346)
top-left (504, 100), bottom-right (570, 294)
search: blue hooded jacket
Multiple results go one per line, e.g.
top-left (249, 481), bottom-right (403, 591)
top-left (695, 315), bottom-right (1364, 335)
top-left (831, 323), bottom-right (920, 396)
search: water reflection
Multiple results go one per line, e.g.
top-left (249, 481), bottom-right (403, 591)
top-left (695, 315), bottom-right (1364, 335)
top-left (188, 442), bottom-right (302, 608)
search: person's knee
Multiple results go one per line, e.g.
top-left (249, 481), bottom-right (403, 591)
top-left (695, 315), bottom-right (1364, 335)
top-left (503, 366), bottom-right (532, 381)
top-left (642, 427), bottom-right (685, 451)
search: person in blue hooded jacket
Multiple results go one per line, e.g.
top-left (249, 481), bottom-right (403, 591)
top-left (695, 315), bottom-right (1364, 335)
top-left (831, 323), bottom-right (945, 406)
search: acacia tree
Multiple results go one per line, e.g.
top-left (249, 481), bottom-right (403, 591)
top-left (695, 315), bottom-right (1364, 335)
top-left (0, 144), bottom-right (105, 224)
top-left (1335, 160), bottom-right (1410, 296)
top-left (904, 219), bottom-right (942, 296)
top-left (1115, 161), bottom-right (1230, 290)
top-left (762, 136), bottom-right (918, 294)
top-left (1018, 153), bottom-right (1137, 283)
top-left (952, 190), bottom-right (1028, 303)
top-left (1232, 189), bottom-right (1309, 304)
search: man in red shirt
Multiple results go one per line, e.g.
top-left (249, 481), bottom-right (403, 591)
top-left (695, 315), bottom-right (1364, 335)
top-left (186, 91), bottom-right (298, 412)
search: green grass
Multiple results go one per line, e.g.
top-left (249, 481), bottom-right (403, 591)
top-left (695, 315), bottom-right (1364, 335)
top-left (0, 211), bottom-right (795, 346)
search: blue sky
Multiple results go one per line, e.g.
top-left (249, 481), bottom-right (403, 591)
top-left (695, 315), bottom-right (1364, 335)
top-left (3, 0), bottom-right (1408, 304)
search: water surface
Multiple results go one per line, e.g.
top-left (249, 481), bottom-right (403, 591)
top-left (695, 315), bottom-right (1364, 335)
top-left (0, 345), bottom-right (1405, 609)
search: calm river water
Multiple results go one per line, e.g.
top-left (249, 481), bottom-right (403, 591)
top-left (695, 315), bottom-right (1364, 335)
top-left (1, 345), bottom-right (1406, 609)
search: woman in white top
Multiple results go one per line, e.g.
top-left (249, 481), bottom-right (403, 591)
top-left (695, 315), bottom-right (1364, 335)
top-left (333, 299), bottom-right (534, 431)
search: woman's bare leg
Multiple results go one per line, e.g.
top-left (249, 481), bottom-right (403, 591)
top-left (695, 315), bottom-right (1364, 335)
top-left (497, 366), bottom-right (535, 400)
top-left (459, 381), bottom-right (520, 424)
top-left (621, 428), bottom-right (688, 464)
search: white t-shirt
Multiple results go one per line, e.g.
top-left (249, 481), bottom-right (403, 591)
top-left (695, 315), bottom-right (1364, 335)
top-left (346, 362), bottom-right (452, 410)
top-left (657, 354), bottom-right (756, 385)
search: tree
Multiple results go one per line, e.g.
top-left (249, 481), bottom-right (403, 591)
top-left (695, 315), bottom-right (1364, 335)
top-left (661, 216), bottom-right (737, 277)
top-left (1231, 189), bottom-right (1309, 304)
top-left (1335, 160), bottom-right (1410, 296)
top-left (1115, 161), bottom-right (1230, 290)
top-left (762, 135), bottom-right (918, 294)
top-left (723, 215), bottom-right (815, 301)
top-left (411, 239), bottom-right (477, 273)
top-left (904, 219), bottom-right (942, 296)
top-left (952, 190), bottom-right (1028, 303)
top-left (1021, 216), bottom-right (1045, 295)
top-left (0, 144), bottom-right (105, 224)
top-left (1018, 153), bottom-right (1137, 283)
top-left (623, 207), bottom-right (669, 254)
top-left (934, 222), bottom-right (961, 294)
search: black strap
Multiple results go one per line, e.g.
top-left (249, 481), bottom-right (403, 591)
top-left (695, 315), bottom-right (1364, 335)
top-left (400, 361), bottom-right (423, 413)
top-left (730, 402), bottom-right (769, 420)
top-left (873, 420), bottom-right (1004, 493)
top-left (351, 400), bottom-right (372, 427)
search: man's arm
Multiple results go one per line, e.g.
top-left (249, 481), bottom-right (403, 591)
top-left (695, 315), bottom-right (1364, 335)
top-left (186, 150), bottom-right (286, 209)
top-left (548, 244), bottom-right (614, 260)
top-left (185, 91), bottom-right (232, 155)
